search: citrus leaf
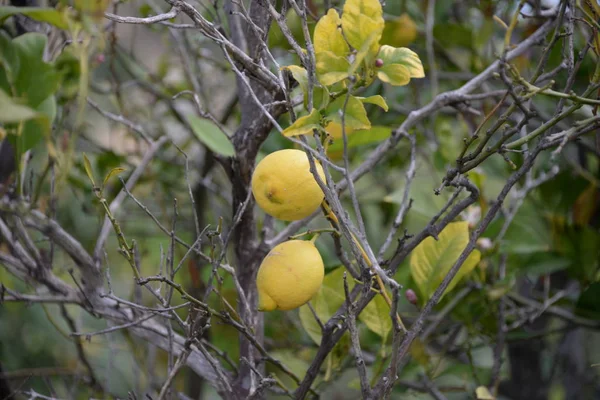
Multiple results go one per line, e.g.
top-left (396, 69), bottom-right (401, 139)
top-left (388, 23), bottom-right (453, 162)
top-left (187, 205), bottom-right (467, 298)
top-left (103, 167), bottom-right (126, 189)
top-left (410, 221), bottom-right (481, 301)
top-left (358, 294), bottom-right (391, 339)
top-left (83, 153), bottom-right (95, 186)
top-left (377, 63), bottom-right (411, 86)
top-left (284, 65), bottom-right (329, 109)
top-left (313, 8), bottom-right (348, 57)
top-left (378, 45), bottom-right (425, 80)
top-left (0, 88), bottom-right (38, 122)
top-left (357, 95), bottom-right (389, 112)
top-left (325, 95), bottom-right (370, 130)
top-left (299, 266), bottom-right (354, 344)
top-left (327, 126), bottom-right (391, 153)
top-left (316, 51), bottom-right (350, 86)
top-left (12, 33), bottom-right (60, 108)
top-left (19, 94), bottom-right (54, 152)
top-left (341, 0), bottom-right (384, 59)
top-left (282, 108), bottom-right (321, 137)
top-left (0, 6), bottom-right (69, 30)
top-left (349, 31), bottom-right (380, 75)
top-left (475, 386), bottom-right (495, 400)
top-left (284, 65), bottom-right (308, 94)
top-left (187, 115), bottom-right (235, 157)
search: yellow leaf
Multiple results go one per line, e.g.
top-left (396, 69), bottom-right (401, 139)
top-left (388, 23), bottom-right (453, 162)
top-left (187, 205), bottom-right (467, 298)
top-left (475, 386), bottom-right (495, 400)
top-left (314, 9), bottom-right (349, 57)
top-left (282, 108), bottom-right (321, 137)
top-left (316, 51), bottom-right (350, 86)
top-left (283, 65), bottom-right (308, 93)
top-left (356, 95), bottom-right (389, 112)
top-left (325, 95), bottom-right (371, 131)
top-left (377, 64), bottom-right (410, 86)
top-left (378, 45), bottom-right (425, 79)
top-left (102, 167), bottom-right (126, 189)
top-left (359, 294), bottom-right (391, 339)
top-left (341, 0), bottom-right (384, 59)
top-left (410, 221), bottom-right (481, 301)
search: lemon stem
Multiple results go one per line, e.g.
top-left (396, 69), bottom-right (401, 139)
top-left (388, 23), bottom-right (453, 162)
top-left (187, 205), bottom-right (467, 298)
top-left (321, 200), bottom-right (406, 332)
top-left (310, 233), bottom-right (320, 244)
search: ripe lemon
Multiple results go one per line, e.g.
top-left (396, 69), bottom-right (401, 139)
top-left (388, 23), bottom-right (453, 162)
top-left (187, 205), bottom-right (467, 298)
top-left (324, 121), bottom-right (355, 139)
top-left (252, 149), bottom-right (326, 221)
top-left (257, 240), bottom-right (324, 311)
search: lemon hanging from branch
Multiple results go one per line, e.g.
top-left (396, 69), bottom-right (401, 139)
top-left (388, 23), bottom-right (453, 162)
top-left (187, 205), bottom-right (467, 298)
top-left (257, 240), bottom-right (325, 311)
top-left (251, 149), bottom-right (326, 221)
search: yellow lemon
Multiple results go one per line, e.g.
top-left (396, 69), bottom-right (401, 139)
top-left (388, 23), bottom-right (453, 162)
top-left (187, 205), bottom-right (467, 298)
top-left (257, 240), bottom-right (324, 311)
top-left (251, 149), bottom-right (326, 221)
top-left (381, 13), bottom-right (418, 48)
top-left (324, 121), bottom-right (355, 139)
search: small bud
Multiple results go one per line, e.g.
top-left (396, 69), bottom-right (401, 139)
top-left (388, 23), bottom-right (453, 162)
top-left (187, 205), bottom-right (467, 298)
top-left (405, 289), bottom-right (418, 305)
top-left (95, 53), bottom-right (106, 64)
top-left (375, 58), bottom-right (384, 68)
top-left (477, 237), bottom-right (493, 251)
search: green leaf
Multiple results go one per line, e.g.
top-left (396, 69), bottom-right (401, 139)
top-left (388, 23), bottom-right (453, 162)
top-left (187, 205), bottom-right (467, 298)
top-left (325, 95), bottom-right (371, 130)
top-left (377, 63), bottom-right (410, 86)
top-left (284, 65), bottom-right (329, 109)
top-left (313, 9), bottom-right (348, 57)
top-left (410, 221), bottom-right (481, 301)
top-left (316, 50), bottom-right (350, 86)
top-left (358, 294), bottom-right (391, 339)
top-left (299, 266), bottom-right (354, 344)
top-left (576, 283), bottom-right (600, 320)
top-left (377, 45), bottom-right (425, 86)
top-left (83, 153), bottom-right (96, 186)
top-left (0, 6), bottom-right (69, 30)
top-left (357, 95), bottom-right (389, 112)
top-left (19, 94), bottom-right (54, 152)
top-left (282, 108), bottom-right (321, 137)
top-left (341, 0), bottom-right (384, 59)
top-left (327, 126), bottom-right (391, 153)
top-left (13, 33), bottom-right (60, 108)
top-left (187, 115), bottom-right (235, 157)
top-left (0, 88), bottom-right (39, 123)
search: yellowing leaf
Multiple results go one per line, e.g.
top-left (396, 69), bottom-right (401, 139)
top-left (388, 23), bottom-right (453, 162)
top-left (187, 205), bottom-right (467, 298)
top-left (476, 386), bottom-right (495, 400)
top-left (284, 65), bottom-right (330, 109)
top-left (378, 45), bottom-right (425, 79)
top-left (410, 221), bottom-right (481, 301)
top-left (357, 95), bottom-right (389, 112)
top-left (314, 9), bottom-right (349, 57)
top-left (102, 167), bottom-right (126, 188)
top-left (282, 108), bottom-right (321, 137)
top-left (382, 13), bottom-right (418, 48)
top-left (377, 64), bottom-right (410, 86)
top-left (316, 51), bottom-right (350, 86)
top-left (358, 294), bottom-right (391, 339)
top-left (349, 31), bottom-right (380, 75)
top-left (284, 65), bottom-right (308, 93)
top-left (325, 95), bottom-right (371, 131)
top-left (82, 153), bottom-right (95, 186)
top-left (341, 0), bottom-right (384, 59)
top-left (299, 266), bottom-right (354, 344)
